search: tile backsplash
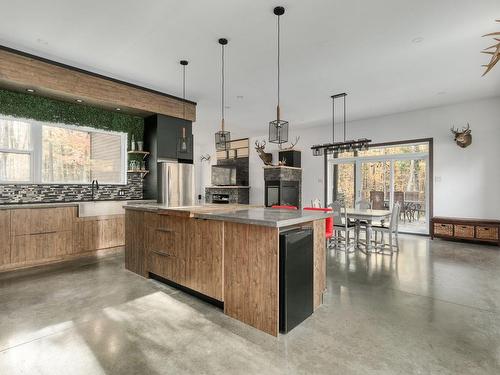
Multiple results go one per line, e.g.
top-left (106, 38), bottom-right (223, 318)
top-left (0, 173), bottom-right (143, 204)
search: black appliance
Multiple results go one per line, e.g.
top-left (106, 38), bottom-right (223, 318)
top-left (278, 150), bottom-right (301, 168)
top-left (265, 180), bottom-right (299, 208)
top-left (211, 165), bottom-right (237, 186)
top-left (212, 193), bottom-right (230, 204)
top-left (279, 227), bottom-right (314, 333)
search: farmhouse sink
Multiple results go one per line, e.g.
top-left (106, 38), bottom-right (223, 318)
top-left (78, 200), bottom-right (155, 217)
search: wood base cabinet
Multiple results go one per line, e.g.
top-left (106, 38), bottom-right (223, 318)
top-left (1, 206), bottom-right (125, 273)
top-left (432, 217), bottom-right (500, 246)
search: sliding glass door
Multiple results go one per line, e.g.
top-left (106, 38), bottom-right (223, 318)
top-left (328, 142), bottom-right (430, 234)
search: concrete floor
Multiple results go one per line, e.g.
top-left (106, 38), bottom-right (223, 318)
top-left (1, 236), bottom-right (499, 374)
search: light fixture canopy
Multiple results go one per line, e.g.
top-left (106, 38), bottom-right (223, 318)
top-left (311, 93), bottom-right (371, 156)
top-left (215, 38), bottom-right (231, 151)
top-left (269, 6), bottom-right (289, 144)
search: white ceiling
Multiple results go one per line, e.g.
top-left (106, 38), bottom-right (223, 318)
top-left (0, 0), bottom-right (499, 140)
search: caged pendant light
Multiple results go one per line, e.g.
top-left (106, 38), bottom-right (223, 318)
top-left (178, 60), bottom-right (190, 153)
top-left (215, 38), bottom-right (231, 151)
top-left (268, 6), bottom-right (289, 144)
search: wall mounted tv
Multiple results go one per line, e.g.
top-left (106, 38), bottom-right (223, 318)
top-left (211, 165), bottom-right (237, 186)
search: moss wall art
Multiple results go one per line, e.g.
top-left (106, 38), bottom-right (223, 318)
top-left (0, 88), bottom-right (144, 143)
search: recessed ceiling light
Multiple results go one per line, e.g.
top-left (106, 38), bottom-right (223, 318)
top-left (115, 108), bottom-right (121, 111)
top-left (412, 37), bottom-right (424, 44)
top-left (76, 99), bottom-right (84, 103)
top-left (26, 88), bottom-right (35, 93)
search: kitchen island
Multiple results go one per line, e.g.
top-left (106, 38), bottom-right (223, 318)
top-left (124, 204), bottom-right (329, 336)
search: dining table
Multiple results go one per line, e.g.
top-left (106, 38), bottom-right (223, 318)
top-left (343, 208), bottom-right (392, 252)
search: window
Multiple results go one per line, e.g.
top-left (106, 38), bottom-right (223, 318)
top-left (0, 119), bottom-right (32, 182)
top-left (0, 116), bottom-right (127, 185)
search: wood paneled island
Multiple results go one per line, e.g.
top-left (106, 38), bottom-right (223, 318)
top-left (124, 204), bottom-right (329, 336)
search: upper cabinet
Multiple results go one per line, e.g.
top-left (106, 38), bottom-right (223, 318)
top-left (144, 114), bottom-right (193, 162)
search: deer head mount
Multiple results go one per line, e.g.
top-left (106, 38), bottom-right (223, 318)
top-left (254, 140), bottom-right (273, 165)
top-left (278, 136), bottom-right (300, 151)
top-left (451, 123), bottom-right (472, 148)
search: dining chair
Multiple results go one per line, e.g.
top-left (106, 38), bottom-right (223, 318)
top-left (331, 201), bottom-right (356, 253)
top-left (304, 207), bottom-right (333, 248)
top-left (354, 199), bottom-right (371, 249)
top-left (371, 202), bottom-right (401, 254)
top-left (369, 191), bottom-right (385, 210)
top-left (393, 191), bottom-right (406, 222)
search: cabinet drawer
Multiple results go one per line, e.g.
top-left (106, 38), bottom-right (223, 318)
top-left (454, 224), bottom-right (475, 239)
top-left (149, 251), bottom-right (185, 284)
top-left (434, 223), bottom-right (453, 236)
top-left (11, 207), bottom-right (75, 235)
top-left (11, 230), bottom-right (73, 264)
top-left (476, 226), bottom-right (499, 241)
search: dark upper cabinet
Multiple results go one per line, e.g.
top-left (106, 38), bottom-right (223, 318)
top-left (143, 114), bottom-right (193, 200)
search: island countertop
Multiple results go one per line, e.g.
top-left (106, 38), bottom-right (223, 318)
top-left (195, 207), bottom-right (331, 228)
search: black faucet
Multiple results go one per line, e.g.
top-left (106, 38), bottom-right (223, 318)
top-left (91, 180), bottom-right (99, 200)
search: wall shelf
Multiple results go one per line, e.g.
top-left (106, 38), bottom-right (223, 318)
top-left (127, 150), bottom-right (150, 160)
top-left (127, 170), bottom-right (149, 178)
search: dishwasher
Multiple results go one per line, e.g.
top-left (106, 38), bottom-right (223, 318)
top-left (279, 227), bottom-right (314, 333)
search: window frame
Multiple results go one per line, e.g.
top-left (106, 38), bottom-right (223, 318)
top-left (0, 115), bottom-right (128, 186)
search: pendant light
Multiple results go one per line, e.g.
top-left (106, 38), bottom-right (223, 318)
top-left (311, 93), bottom-right (371, 156)
top-left (178, 60), bottom-right (190, 153)
top-left (269, 6), bottom-right (289, 144)
top-left (215, 38), bottom-right (230, 151)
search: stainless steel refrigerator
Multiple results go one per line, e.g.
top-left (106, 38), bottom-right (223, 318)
top-left (157, 160), bottom-right (195, 207)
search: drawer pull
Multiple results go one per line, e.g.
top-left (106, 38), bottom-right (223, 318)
top-left (156, 228), bottom-right (174, 233)
top-left (151, 249), bottom-right (172, 257)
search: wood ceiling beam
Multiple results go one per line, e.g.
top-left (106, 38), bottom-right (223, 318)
top-left (0, 46), bottom-right (196, 121)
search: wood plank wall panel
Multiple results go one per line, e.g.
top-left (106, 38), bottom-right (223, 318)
top-left (124, 210), bottom-right (147, 277)
top-left (224, 222), bottom-right (279, 336)
top-left (0, 49), bottom-right (196, 121)
top-left (0, 211), bottom-right (11, 265)
top-left (313, 219), bottom-right (327, 310)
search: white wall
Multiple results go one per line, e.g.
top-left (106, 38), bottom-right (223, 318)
top-left (195, 96), bottom-right (500, 220)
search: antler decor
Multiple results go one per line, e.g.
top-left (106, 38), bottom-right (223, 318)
top-left (481, 20), bottom-right (500, 76)
top-left (278, 136), bottom-right (300, 151)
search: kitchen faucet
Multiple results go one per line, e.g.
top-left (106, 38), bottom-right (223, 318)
top-left (91, 180), bottom-right (99, 200)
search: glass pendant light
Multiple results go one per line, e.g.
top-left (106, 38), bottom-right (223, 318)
top-left (269, 6), bottom-right (289, 144)
top-left (178, 60), bottom-right (190, 153)
top-left (215, 38), bottom-right (230, 151)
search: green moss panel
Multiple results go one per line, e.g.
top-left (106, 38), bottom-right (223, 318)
top-left (0, 88), bottom-right (144, 143)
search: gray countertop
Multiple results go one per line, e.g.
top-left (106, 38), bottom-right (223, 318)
top-left (0, 200), bottom-right (155, 212)
top-left (195, 207), bottom-right (331, 228)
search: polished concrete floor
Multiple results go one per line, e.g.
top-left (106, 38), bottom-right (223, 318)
top-left (1, 236), bottom-right (499, 374)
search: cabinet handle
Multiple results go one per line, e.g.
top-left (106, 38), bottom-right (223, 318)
top-left (30, 230), bottom-right (58, 235)
top-left (151, 249), bottom-right (172, 257)
top-left (156, 228), bottom-right (174, 233)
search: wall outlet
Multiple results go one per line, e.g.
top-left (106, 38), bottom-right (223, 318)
top-left (118, 190), bottom-right (125, 196)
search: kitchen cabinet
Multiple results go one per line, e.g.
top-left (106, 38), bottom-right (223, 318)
top-left (1, 206), bottom-right (125, 273)
top-left (125, 210), bottom-right (147, 277)
top-left (0, 211), bottom-right (11, 266)
top-left (184, 218), bottom-right (223, 301)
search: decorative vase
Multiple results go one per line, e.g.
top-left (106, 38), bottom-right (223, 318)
top-left (137, 141), bottom-right (143, 151)
top-left (130, 135), bottom-right (136, 151)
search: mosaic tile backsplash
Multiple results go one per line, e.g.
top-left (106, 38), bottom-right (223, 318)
top-left (0, 172), bottom-right (143, 204)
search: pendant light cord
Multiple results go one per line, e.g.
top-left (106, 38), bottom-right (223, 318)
top-left (221, 43), bottom-right (225, 131)
top-left (182, 64), bottom-right (186, 119)
top-left (277, 15), bottom-right (280, 109)
top-left (332, 97), bottom-right (335, 143)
